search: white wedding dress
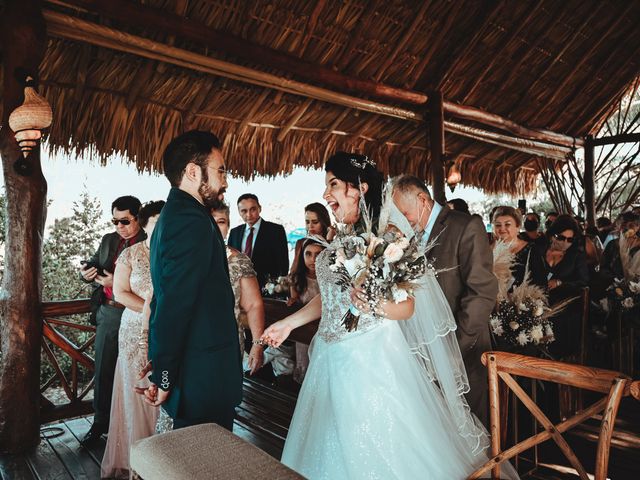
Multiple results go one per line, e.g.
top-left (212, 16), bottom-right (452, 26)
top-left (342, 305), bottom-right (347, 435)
top-left (281, 212), bottom-right (518, 479)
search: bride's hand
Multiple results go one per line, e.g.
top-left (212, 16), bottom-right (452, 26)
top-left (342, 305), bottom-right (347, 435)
top-left (261, 319), bottom-right (294, 348)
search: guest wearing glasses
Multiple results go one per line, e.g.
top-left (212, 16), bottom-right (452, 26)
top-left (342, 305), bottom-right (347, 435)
top-left (79, 195), bottom-right (146, 444)
top-left (543, 214), bottom-right (589, 358)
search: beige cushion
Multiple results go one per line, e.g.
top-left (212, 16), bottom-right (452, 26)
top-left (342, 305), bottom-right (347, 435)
top-left (130, 423), bottom-right (304, 479)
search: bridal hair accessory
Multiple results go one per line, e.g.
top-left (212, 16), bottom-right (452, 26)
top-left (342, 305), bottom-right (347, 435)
top-left (349, 154), bottom-right (376, 170)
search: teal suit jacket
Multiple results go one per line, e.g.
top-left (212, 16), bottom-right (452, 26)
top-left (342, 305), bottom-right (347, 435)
top-left (149, 187), bottom-right (242, 423)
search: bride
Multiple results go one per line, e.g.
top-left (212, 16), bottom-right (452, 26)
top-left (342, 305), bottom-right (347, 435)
top-left (262, 152), bottom-right (516, 479)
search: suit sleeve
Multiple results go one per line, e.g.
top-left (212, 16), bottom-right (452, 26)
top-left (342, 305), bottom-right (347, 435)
top-left (149, 212), bottom-right (213, 391)
top-left (456, 216), bottom-right (498, 352)
top-left (228, 226), bottom-right (240, 251)
top-left (276, 224), bottom-right (289, 275)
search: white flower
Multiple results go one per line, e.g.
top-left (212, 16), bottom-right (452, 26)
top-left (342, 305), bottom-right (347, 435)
top-left (383, 243), bottom-right (404, 263)
top-left (518, 303), bottom-right (529, 312)
top-left (629, 281), bottom-right (640, 294)
top-left (533, 305), bottom-right (544, 317)
top-left (492, 324), bottom-right (504, 336)
top-left (544, 324), bottom-right (554, 337)
top-left (391, 285), bottom-right (409, 303)
top-left (266, 284), bottom-right (275, 295)
top-left (516, 331), bottom-right (530, 346)
top-left (395, 237), bottom-right (410, 249)
top-left (490, 317), bottom-right (501, 329)
top-left (623, 297), bottom-right (635, 309)
top-left (530, 325), bottom-right (544, 343)
top-left (343, 255), bottom-right (365, 277)
top-left (509, 321), bottom-right (520, 330)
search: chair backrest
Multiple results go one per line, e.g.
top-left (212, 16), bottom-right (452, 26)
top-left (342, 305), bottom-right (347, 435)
top-left (467, 351), bottom-right (635, 480)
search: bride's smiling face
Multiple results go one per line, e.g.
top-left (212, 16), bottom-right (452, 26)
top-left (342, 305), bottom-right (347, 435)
top-left (323, 171), bottom-right (366, 224)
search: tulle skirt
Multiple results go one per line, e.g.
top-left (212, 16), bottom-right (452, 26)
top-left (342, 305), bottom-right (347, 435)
top-left (282, 320), bottom-right (492, 479)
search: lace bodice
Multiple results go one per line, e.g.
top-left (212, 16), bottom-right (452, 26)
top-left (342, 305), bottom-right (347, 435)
top-left (315, 245), bottom-right (384, 343)
top-left (117, 242), bottom-right (152, 299)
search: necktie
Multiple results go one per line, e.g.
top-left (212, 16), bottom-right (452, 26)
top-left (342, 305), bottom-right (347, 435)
top-left (244, 226), bottom-right (254, 258)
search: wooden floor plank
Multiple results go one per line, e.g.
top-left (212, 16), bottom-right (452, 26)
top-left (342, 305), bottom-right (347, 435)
top-left (44, 423), bottom-right (100, 480)
top-left (60, 419), bottom-right (105, 468)
top-left (25, 439), bottom-right (71, 480)
top-left (0, 454), bottom-right (35, 480)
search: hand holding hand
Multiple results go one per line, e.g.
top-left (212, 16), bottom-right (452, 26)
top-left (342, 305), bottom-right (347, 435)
top-left (261, 319), bottom-right (293, 348)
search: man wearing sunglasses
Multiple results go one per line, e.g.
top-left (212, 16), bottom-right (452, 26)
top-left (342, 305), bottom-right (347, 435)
top-left (79, 195), bottom-right (146, 443)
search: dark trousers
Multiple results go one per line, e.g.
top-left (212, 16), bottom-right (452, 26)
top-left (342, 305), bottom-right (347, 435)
top-left (173, 408), bottom-right (236, 431)
top-left (92, 304), bottom-right (124, 428)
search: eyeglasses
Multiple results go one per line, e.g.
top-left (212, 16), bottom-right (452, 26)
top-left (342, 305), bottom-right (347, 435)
top-left (554, 234), bottom-right (574, 243)
top-left (112, 217), bottom-right (135, 226)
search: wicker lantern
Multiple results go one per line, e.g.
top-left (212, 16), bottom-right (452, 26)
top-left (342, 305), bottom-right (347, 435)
top-left (8, 76), bottom-right (52, 158)
top-left (446, 162), bottom-right (462, 192)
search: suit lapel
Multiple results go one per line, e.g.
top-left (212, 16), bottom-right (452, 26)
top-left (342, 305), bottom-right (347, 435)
top-left (252, 220), bottom-right (267, 256)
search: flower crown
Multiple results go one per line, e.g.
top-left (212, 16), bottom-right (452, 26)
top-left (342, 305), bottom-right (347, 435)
top-left (349, 154), bottom-right (376, 170)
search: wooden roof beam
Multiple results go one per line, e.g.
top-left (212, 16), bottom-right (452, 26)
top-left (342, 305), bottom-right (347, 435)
top-left (44, 8), bottom-right (579, 160)
top-left (52, 0), bottom-right (580, 149)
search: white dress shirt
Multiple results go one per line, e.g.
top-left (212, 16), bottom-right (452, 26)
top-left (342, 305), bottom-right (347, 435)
top-left (242, 217), bottom-right (262, 253)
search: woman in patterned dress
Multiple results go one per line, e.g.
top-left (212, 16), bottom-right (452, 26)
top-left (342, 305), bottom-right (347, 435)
top-left (101, 200), bottom-right (164, 478)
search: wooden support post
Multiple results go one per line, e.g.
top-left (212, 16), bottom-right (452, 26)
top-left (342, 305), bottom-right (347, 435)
top-left (584, 134), bottom-right (596, 228)
top-left (0, 0), bottom-right (48, 454)
top-left (428, 91), bottom-right (446, 204)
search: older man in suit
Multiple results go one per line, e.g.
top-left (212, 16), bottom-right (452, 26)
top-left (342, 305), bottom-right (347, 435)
top-left (140, 130), bottom-right (242, 430)
top-left (228, 194), bottom-right (289, 287)
top-left (393, 175), bottom-right (497, 427)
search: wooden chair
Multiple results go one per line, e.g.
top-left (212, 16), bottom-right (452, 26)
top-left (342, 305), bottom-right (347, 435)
top-left (469, 351), bottom-right (640, 480)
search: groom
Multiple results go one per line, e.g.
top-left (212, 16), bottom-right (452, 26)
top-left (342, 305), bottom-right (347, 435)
top-left (393, 175), bottom-right (497, 427)
top-left (141, 130), bottom-right (242, 430)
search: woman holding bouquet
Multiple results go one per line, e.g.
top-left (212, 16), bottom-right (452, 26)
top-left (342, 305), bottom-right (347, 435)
top-left (492, 206), bottom-right (547, 289)
top-left (262, 152), bottom-right (516, 479)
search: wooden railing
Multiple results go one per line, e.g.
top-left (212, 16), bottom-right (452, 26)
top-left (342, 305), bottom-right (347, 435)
top-left (39, 298), bottom-right (315, 423)
top-left (40, 299), bottom-right (95, 423)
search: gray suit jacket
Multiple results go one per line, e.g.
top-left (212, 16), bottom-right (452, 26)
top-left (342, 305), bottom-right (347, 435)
top-left (426, 205), bottom-right (497, 426)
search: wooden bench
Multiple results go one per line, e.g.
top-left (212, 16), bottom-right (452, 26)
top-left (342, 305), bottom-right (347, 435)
top-left (130, 423), bottom-right (304, 479)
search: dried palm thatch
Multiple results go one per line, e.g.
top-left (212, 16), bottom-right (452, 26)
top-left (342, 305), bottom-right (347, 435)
top-left (3, 0), bottom-right (639, 194)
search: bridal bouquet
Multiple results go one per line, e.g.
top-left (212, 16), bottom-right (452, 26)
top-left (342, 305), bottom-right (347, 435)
top-left (490, 241), bottom-right (573, 347)
top-left (329, 190), bottom-right (426, 331)
top-left (263, 275), bottom-right (290, 298)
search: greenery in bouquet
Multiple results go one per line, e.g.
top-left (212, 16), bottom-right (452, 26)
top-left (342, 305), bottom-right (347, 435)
top-left (328, 186), bottom-right (426, 331)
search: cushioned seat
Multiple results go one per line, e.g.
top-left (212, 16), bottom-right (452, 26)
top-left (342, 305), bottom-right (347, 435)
top-left (130, 423), bottom-right (304, 479)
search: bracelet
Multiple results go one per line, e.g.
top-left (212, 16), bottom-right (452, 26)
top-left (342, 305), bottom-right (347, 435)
top-left (252, 339), bottom-right (264, 346)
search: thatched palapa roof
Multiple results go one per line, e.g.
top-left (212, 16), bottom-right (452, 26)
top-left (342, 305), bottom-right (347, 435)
top-left (4, 0), bottom-right (640, 193)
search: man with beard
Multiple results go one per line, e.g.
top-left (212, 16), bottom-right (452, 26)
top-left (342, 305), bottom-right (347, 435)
top-left (139, 130), bottom-right (242, 430)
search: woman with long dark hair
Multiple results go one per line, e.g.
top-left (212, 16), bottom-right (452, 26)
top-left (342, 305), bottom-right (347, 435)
top-left (543, 214), bottom-right (589, 358)
top-left (261, 152), bottom-right (512, 479)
